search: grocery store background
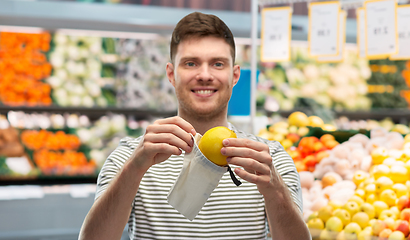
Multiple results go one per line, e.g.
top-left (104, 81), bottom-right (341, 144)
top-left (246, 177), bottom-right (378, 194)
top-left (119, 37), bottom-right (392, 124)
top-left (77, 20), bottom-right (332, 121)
top-left (1, 0), bottom-right (410, 239)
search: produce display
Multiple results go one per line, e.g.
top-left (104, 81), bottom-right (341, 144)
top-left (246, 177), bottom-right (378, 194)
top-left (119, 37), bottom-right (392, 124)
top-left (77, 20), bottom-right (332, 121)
top-left (0, 112), bottom-right (149, 179)
top-left (299, 128), bottom-right (410, 239)
top-left (114, 37), bottom-right (177, 111)
top-left (367, 60), bottom-right (410, 109)
top-left (235, 43), bottom-right (373, 112)
top-left (0, 31), bottom-right (53, 106)
top-left (47, 34), bottom-right (109, 107)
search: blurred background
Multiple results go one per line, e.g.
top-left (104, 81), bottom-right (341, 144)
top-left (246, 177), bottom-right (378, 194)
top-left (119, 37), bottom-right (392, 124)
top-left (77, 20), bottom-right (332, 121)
top-left (1, 0), bottom-right (410, 239)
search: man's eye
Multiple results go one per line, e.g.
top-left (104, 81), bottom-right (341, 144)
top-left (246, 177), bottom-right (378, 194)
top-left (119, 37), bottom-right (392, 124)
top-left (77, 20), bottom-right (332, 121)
top-left (186, 62), bottom-right (196, 67)
top-left (214, 62), bottom-right (223, 67)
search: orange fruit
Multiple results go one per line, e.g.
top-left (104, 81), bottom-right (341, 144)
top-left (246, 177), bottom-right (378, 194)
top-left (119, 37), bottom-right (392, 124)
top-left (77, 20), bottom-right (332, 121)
top-left (324, 140), bottom-right (339, 149)
top-left (322, 175), bottom-right (337, 188)
top-left (294, 161), bottom-right (307, 172)
top-left (320, 134), bottom-right (335, 143)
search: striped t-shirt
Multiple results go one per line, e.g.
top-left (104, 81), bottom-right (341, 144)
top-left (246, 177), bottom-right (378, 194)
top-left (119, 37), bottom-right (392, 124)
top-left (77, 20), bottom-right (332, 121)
top-left (95, 123), bottom-right (303, 240)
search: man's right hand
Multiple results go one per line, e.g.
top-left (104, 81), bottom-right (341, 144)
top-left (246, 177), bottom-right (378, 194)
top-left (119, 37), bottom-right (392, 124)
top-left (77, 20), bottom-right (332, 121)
top-left (129, 116), bottom-right (196, 174)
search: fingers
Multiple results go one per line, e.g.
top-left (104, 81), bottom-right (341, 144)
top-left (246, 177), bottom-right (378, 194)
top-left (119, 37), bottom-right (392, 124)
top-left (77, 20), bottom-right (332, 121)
top-left (145, 116), bottom-right (196, 152)
top-left (222, 138), bottom-right (271, 165)
top-left (154, 116), bottom-right (197, 136)
top-left (221, 138), bottom-right (273, 180)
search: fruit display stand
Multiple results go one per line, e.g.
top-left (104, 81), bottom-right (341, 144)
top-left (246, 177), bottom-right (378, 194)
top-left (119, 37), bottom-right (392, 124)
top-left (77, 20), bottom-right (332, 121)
top-left (258, 111), bottom-right (410, 239)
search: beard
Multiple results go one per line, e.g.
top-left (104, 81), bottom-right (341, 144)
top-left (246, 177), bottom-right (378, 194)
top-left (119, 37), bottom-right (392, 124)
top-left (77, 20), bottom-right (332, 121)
top-left (175, 90), bottom-right (231, 122)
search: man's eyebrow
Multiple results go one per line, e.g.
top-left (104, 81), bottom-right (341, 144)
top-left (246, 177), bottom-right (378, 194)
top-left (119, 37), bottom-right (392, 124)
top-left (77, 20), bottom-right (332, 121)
top-left (179, 57), bottom-right (199, 63)
top-left (179, 57), bottom-right (230, 62)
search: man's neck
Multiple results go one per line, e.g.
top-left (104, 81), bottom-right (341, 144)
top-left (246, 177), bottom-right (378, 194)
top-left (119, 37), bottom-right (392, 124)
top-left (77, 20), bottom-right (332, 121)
top-left (178, 111), bottom-right (229, 135)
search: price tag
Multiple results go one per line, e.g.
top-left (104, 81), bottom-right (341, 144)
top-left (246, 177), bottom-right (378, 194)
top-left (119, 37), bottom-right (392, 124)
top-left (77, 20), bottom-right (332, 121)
top-left (261, 7), bottom-right (292, 62)
top-left (390, 5), bottom-right (410, 60)
top-left (317, 11), bottom-right (346, 63)
top-left (308, 1), bottom-right (340, 57)
top-left (365, 0), bottom-right (398, 58)
top-left (357, 8), bottom-right (366, 58)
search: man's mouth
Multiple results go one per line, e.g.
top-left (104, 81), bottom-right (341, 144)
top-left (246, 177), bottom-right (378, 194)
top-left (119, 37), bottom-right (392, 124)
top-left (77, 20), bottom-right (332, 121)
top-left (193, 89), bottom-right (216, 94)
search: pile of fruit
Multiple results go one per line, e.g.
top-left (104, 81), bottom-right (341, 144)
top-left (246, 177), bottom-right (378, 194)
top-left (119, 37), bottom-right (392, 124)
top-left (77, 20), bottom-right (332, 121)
top-left (20, 129), bottom-right (96, 176)
top-left (258, 111), bottom-right (336, 150)
top-left (0, 32), bottom-right (53, 106)
top-left (304, 131), bottom-right (410, 239)
top-left (288, 134), bottom-right (339, 172)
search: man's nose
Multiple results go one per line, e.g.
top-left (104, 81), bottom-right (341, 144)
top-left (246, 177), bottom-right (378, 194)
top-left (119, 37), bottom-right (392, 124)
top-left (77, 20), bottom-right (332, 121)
top-left (196, 64), bottom-right (213, 81)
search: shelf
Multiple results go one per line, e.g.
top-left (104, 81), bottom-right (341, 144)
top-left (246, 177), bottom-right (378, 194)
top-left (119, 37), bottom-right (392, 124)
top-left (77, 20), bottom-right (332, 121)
top-left (0, 0), bottom-right (358, 42)
top-left (0, 175), bottom-right (97, 186)
top-left (264, 108), bottom-right (410, 123)
top-left (0, 105), bottom-right (177, 120)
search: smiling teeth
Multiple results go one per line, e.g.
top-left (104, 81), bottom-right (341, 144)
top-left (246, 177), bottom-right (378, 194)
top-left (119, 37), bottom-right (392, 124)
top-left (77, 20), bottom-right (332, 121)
top-left (196, 90), bottom-right (213, 94)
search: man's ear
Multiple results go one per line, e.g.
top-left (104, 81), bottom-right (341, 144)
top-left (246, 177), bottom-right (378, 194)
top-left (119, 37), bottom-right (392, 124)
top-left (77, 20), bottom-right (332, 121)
top-left (232, 65), bottom-right (241, 87)
top-left (166, 62), bottom-right (176, 87)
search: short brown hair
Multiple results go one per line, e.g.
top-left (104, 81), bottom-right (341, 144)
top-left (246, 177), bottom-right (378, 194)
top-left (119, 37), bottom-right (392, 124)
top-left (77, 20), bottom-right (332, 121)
top-left (170, 12), bottom-right (236, 65)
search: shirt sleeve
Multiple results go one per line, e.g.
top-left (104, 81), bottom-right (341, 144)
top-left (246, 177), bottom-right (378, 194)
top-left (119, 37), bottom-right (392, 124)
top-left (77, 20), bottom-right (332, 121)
top-left (266, 140), bottom-right (304, 214)
top-left (94, 136), bottom-right (141, 200)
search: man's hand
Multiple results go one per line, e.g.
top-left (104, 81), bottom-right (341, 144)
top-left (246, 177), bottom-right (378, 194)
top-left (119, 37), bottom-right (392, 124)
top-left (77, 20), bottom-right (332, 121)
top-left (220, 138), bottom-right (275, 196)
top-left (129, 116), bottom-right (196, 174)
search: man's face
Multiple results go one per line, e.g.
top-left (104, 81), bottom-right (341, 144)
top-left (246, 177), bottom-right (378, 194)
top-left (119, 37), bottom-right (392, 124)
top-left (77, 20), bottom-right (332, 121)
top-left (167, 36), bottom-right (240, 119)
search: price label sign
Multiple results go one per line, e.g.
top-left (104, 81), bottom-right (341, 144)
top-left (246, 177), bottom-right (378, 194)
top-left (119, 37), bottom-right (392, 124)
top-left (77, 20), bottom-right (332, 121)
top-left (357, 8), bottom-right (366, 58)
top-left (261, 7), bottom-right (292, 62)
top-left (317, 11), bottom-right (346, 63)
top-left (365, 0), bottom-right (398, 58)
top-left (390, 5), bottom-right (410, 60)
top-left (308, 1), bottom-right (340, 57)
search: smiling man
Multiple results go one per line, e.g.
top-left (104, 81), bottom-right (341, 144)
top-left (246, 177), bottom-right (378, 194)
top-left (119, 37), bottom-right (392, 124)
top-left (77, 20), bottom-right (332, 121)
top-left (79, 12), bottom-right (310, 240)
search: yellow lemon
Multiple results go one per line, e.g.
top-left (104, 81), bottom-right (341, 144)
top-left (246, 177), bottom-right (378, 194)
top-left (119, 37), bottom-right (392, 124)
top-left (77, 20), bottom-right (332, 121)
top-left (308, 116), bottom-right (324, 128)
top-left (288, 111), bottom-right (309, 127)
top-left (198, 126), bottom-right (237, 166)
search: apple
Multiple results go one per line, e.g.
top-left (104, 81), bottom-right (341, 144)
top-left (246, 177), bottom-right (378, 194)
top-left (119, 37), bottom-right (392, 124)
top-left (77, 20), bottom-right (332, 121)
top-left (344, 222), bottom-right (362, 239)
top-left (373, 201), bottom-right (389, 218)
top-left (307, 218), bottom-right (325, 230)
top-left (371, 164), bottom-right (391, 180)
top-left (397, 196), bottom-right (410, 211)
top-left (355, 189), bottom-right (366, 199)
top-left (343, 201), bottom-right (360, 217)
top-left (307, 211), bottom-right (319, 222)
top-left (320, 229), bottom-right (338, 240)
top-left (334, 209), bottom-right (351, 227)
top-left (394, 220), bottom-right (409, 237)
top-left (380, 189), bottom-right (398, 207)
top-left (379, 210), bottom-right (398, 221)
top-left (360, 202), bottom-right (376, 219)
top-left (391, 207), bottom-right (401, 218)
top-left (390, 165), bottom-right (408, 184)
top-left (353, 170), bottom-right (370, 187)
top-left (369, 219), bottom-right (377, 227)
top-left (384, 217), bottom-right (396, 230)
top-left (379, 228), bottom-right (393, 238)
top-left (393, 184), bottom-right (409, 198)
top-left (389, 230), bottom-right (406, 240)
top-left (400, 209), bottom-right (410, 221)
top-left (371, 147), bottom-right (389, 165)
top-left (352, 212), bottom-right (370, 229)
top-left (372, 219), bottom-right (388, 236)
top-left (366, 193), bottom-right (378, 204)
top-left (357, 227), bottom-right (373, 240)
top-left (365, 183), bottom-right (376, 196)
top-left (349, 195), bottom-right (365, 206)
top-left (376, 176), bottom-right (394, 194)
top-left (326, 216), bottom-right (344, 232)
top-left (318, 205), bottom-right (334, 222)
